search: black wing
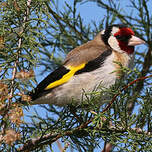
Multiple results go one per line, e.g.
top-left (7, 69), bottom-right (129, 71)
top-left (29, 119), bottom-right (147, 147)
top-left (30, 66), bottom-right (70, 100)
top-left (75, 49), bottom-right (112, 74)
top-left (30, 49), bottom-right (112, 101)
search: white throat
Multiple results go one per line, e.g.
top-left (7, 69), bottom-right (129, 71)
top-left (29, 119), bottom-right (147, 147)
top-left (108, 36), bottom-right (123, 53)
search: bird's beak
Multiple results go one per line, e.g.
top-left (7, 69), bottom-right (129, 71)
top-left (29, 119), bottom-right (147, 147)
top-left (128, 36), bottom-right (146, 46)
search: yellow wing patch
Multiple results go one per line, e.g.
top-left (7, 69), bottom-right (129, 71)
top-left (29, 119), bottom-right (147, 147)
top-left (45, 63), bottom-right (86, 90)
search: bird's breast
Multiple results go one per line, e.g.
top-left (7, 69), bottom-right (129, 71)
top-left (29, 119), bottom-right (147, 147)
top-left (90, 52), bottom-right (117, 88)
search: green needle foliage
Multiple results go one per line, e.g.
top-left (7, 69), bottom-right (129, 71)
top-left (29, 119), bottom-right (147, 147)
top-left (0, 0), bottom-right (151, 151)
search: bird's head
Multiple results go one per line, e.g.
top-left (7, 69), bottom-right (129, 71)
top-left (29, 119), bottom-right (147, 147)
top-left (101, 24), bottom-right (145, 54)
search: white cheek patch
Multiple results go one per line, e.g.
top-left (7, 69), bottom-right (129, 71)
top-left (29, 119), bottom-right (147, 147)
top-left (108, 36), bottom-right (122, 53)
top-left (111, 27), bottom-right (119, 35)
top-left (108, 26), bottom-right (123, 52)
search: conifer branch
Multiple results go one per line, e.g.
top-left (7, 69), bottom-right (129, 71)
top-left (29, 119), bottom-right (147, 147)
top-left (18, 74), bottom-right (152, 151)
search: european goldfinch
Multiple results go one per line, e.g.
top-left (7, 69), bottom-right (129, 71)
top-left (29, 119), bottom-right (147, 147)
top-left (29, 24), bottom-right (145, 106)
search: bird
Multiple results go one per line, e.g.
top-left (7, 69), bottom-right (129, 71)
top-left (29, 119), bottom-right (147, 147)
top-left (28, 24), bottom-right (145, 106)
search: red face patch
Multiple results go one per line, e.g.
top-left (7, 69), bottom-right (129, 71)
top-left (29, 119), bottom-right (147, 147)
top-left (118, 43), bottom-right (134, 54)
top-left (114, 28), bottom-right (135, 37)
top-left (114, 27), bottom-right (135, 54)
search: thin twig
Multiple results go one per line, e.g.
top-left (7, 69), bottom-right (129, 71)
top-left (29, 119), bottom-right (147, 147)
top-left (102, 142), bottom-right (112, 152)
top-left (45, 2), bottom-right (89, 41)
top-left (56, 140), bottom-right (64, 152)
top-left (102, 74), bottom-right (152, 113)
top-left (9, 0), bottom-right (32, 104)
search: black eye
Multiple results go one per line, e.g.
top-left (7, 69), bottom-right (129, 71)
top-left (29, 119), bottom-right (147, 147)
top-left (115, 35), bottom-right (121, 39)
top-left (115, 35), bottom-right (131, 41)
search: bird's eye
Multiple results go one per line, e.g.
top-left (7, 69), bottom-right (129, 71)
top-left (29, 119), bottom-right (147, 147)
top-left (115, 35), bottom-right (122, 40)
top-left (115, 35), bottom-right (130, 41)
